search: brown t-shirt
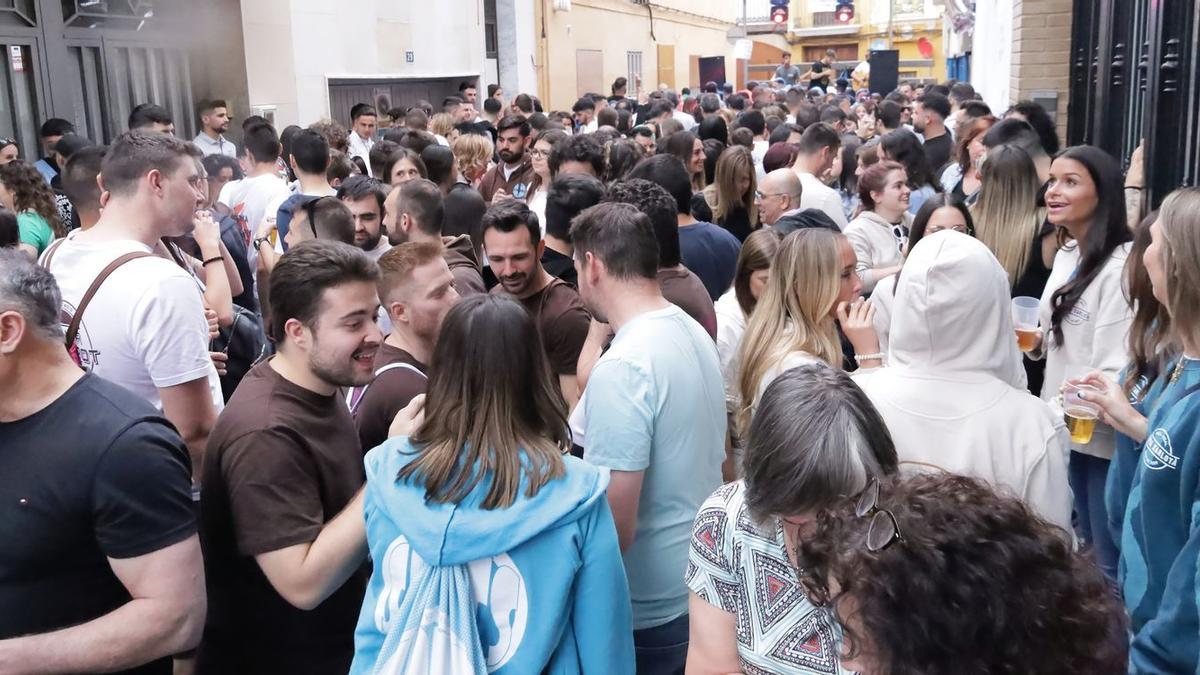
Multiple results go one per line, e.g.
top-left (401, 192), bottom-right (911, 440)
top-left (352, 343), bottom-right (427, 453)
top-left (197, 360), bottom-right (366, 675)
top-left (658, 266), bottom-right (718, 340)
top-left (493, 277), bottom-right (591, 375)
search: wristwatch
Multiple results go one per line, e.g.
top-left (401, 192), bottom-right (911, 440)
top-left (252, 237), bottom-right (272, 251)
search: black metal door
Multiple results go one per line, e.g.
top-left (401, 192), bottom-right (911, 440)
top-left (1068, 0), bottom-right (1199, 208)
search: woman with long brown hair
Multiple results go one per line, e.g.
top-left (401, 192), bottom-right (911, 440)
top-left (715, 228), bottom-right (780, 416)
top-left (945, 114), bottom-right (995, 203)
top-left (659, 130), bottom-right (706, 192)
top-left (353, 294), bottom-right (634, 673)
top-left (702, 145), bottom-right (757, 241)
top-left (1, 159), bottom-right (64, 257)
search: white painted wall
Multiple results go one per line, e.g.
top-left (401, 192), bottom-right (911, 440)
top-left (970, 1), bottom-right (1011, 112)
top-left (242, 0), bottom-right (489, 127)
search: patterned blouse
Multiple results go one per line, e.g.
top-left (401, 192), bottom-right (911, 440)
top-left (686, 480), bottom-right (852, 675)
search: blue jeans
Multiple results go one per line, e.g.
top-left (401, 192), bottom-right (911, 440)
top-left (1070, 451), bottom-right (1119, 580)
top-left (634, 613), bottom-right (689, 675)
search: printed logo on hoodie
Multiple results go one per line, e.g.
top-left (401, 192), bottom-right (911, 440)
top-left (1065, 299), bottom-right (1091, 326)
top-left (375, 536), bottom-right (529, 669)
top-left (1144, 428), bottom-right (1180, 471)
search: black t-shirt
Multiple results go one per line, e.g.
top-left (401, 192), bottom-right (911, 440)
top-left (922, 132), bottom-right (954, 175)
top-left (542, 246), bottom-right (578, 287)
top-left (0, 374), bottom-right (196, 675)
top-left (809, 60), bottom-right (832, 89)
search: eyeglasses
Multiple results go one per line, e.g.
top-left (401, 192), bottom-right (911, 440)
top-left (755, 190), bottom-right (788, 200)
top-left (529, 147), bottom-right (549, 158)
top-left (186, 174), bottom-right (208, 191)
top-left (855, 478), bottom-right (903, 552)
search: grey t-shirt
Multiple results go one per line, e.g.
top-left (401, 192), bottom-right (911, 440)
top-left (774, 64), bottom-right (801, 85)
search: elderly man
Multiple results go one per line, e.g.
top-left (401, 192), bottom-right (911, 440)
top-left (756, 169), bottom-right (840, 236)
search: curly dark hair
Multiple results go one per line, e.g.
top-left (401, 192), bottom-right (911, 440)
top-left (799, 473), bottom-right (1126, 675)
top-left (0, 160), bottom-right (63, 237)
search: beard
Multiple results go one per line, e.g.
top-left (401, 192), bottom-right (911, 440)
top-left (498, 271), bottom-right (530, 295)
top-left (498, 148), bottom-right (523, 164)
top-left (308, 341), bottom-right (376, 388)
top-left (356, 229), bottom-right (382, 252)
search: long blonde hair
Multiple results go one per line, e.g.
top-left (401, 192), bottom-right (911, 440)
top-left (971, 144), bottom-right (1046, 285)
top-left (736, 229), bottom-right (844, 433)
top-left (711, 145), bottom-right (758, 225)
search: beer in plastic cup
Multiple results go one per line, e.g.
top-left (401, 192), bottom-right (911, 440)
top-left (1063, 382), bottom-right (1101, 444)
top-left (1012, 296), bottom-right (1040, 353)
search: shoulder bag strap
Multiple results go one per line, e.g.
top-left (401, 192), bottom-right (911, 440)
top-left (39, 237), bottom-right (68, 271)
top-left (65, 252), bottom-right (152, 349)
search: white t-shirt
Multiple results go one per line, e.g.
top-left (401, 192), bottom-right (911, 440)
top-left (42, 237), bottom-right (223, 411)
top-left (219, 173), bottom-right (291, 270)
top-left (798, 171), bottom-right (849, 229)
top-left (713, 289), bottom-right (746, 412)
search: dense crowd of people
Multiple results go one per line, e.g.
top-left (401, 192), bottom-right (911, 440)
top-left (0, 56), bottom-right (1195, 675)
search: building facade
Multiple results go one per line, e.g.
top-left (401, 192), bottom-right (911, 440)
top-left (532, 0), bottom-right (738, 110)
top-left (745, 0), bottom-right (944, 89)
top-left (0, 0), bottom-right (246, 157)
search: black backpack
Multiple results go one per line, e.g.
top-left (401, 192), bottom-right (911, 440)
top-left (211, 304), bottom-right (268, 401)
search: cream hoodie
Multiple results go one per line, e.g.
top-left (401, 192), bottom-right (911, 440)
top-left (845, 210), bottom-right (913, 293)
top-left (1036, 242), bottom-right (1133, 460)
top-left (854, 232), bottom-right (1071, 532)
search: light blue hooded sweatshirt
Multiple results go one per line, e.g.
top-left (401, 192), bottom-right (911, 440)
top-left (350, 438), bottom-right (635, 675)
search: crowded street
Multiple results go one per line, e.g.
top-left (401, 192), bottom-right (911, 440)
top-left (0, 0), bottom-right (1196, 673)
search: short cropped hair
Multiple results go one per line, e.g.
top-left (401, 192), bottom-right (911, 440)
top-left (61, 146), bottom-right (107, 213)
top-left (626, 154), bottom-right (692, 216)
top-left (548, 134), bottom-right (604, 176)
top-left (242, 122), bottom-right (281, 164)
top-left (394, 179), bottom-right (444, 236)
top-left (350, 103), bottom-right (377, 122)
top-left (290, 128), bottom-right (330, 175)
top-left (40, 118), bottom-right (75, 138)
top-left (376, 240), bottom-right (445, 306)
top-left (569, 202), bottom-right (659, 281)
top-left (917, 92), bottom-right (952, 120)
top-left (481, 199), bottom-right (541, 245)
top-left (268, 240), bottom-right (379, 343)
top-left (337, 175), bottom-right (390, 214)
top-left (0, 248), bottom-right (63, 340)
top-left (544, 173), bottom-right (605, 242)
top-left (797, 122), bottom-right (841, 155)
top-left (496, 114), bottom-right (530, 137)
top-left (101, 130), bottom-right (201, 197)
top-left (603, 178), bottom-right (680, 268)
top-left (128, 103), bottom-right (173, 130)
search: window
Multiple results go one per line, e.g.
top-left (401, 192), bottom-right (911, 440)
top-left (484, 0), bottom-right (497, 59)
top-left (627, 51), bottom-right (642, 98)
top-left (802, 44), bottom-right (858, 63)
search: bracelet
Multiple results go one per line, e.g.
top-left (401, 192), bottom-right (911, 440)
top-left (854, 352), bottom-right (885, 363)
top-left (202, 255), bottom-right (224, 266)
top-left (1124, 185), bottom-right (1145, 190)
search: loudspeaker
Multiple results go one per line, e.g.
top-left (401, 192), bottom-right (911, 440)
top-left (869, 50), bottom-right (899, 95)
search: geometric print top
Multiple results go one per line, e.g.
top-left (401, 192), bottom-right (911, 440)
top-left (686, 480), bottom-right (852, 675)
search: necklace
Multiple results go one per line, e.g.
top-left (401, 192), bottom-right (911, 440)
top-left (1170, 355), bottom-right (1198, 384)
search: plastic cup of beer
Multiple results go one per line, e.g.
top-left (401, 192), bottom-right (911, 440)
top-left (1012, 296), bottom-right (1040, 353)
top-left (1062, 382), bottom-right (1101, 444)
